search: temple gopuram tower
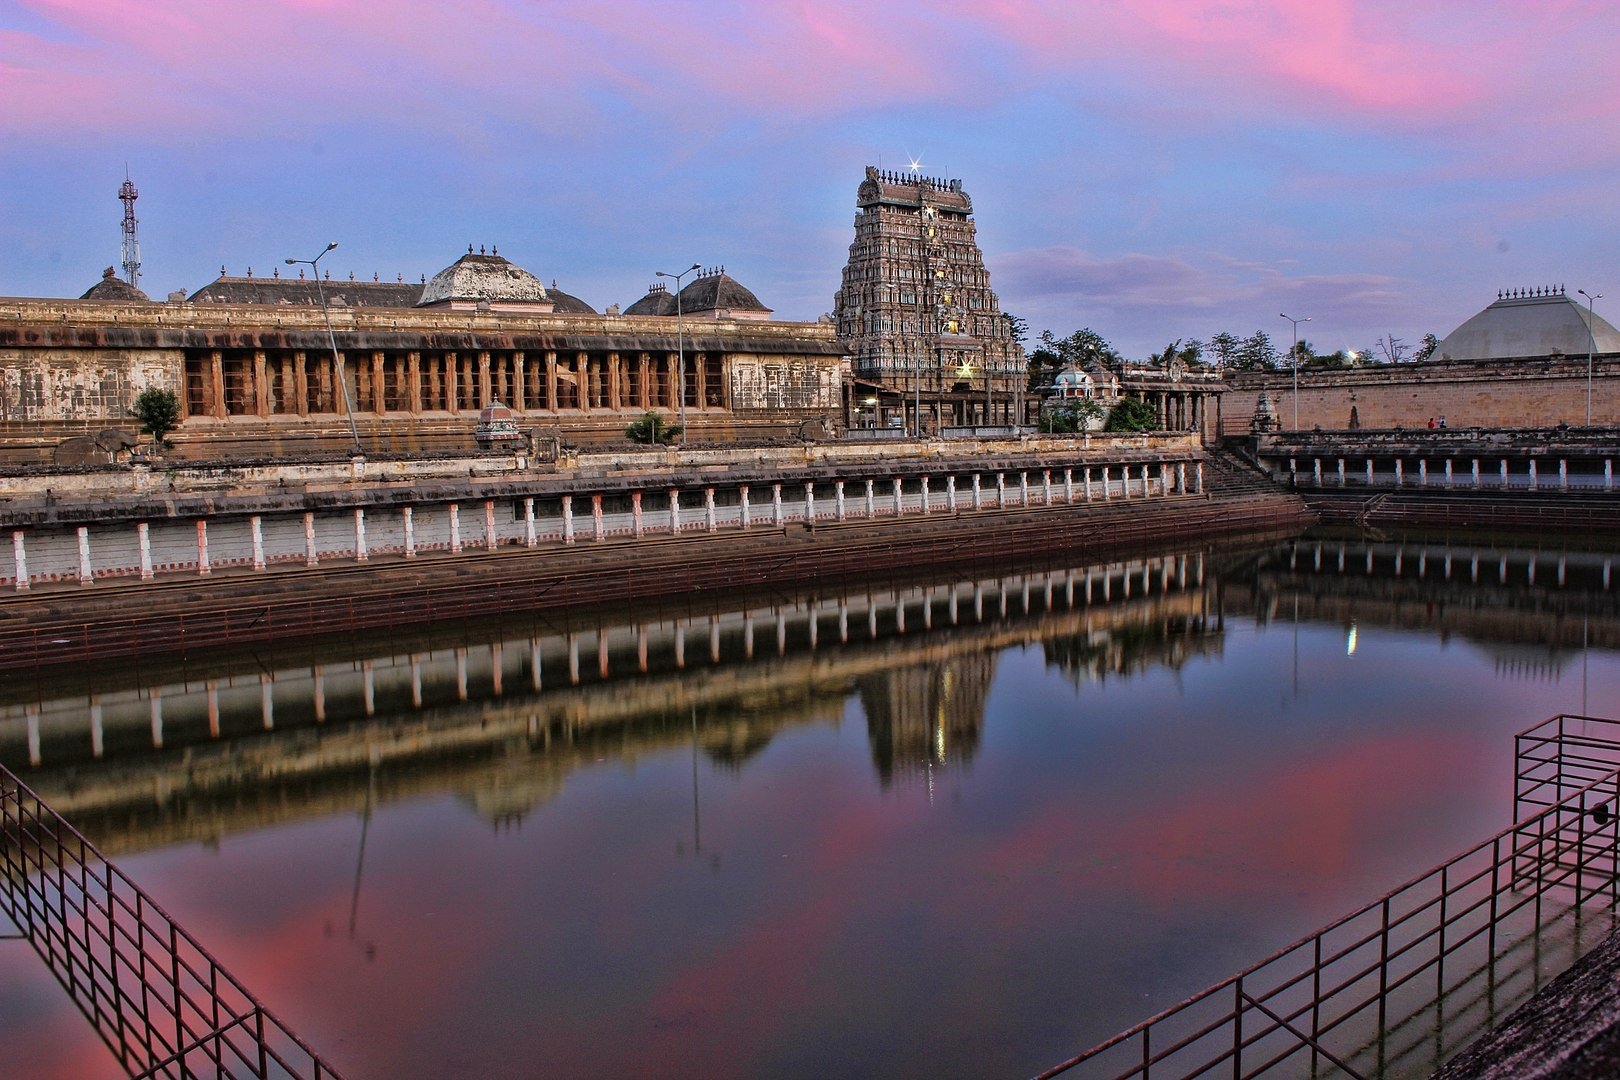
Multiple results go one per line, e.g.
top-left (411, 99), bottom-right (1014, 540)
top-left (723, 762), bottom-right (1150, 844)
top-left (833, 166), bottom-right (1025, 432)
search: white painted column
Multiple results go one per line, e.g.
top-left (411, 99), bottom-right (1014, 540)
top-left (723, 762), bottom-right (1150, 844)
top-left (1559, 459), bottom-right (1568, 490)
top-left (996, 472), bottom-right (1006, 506)
top-left (1444, 460), bottom-right (1453, 488)
top-left (1141, 464), bottom-right (1151, 496)
top-left (1064, 468), bottom-right (1074, 502)
top-left (562, 495), bottom-right (575, 545)
top-left (1500, 459), bottom-right (1509, 486)
top-left (196, 519), bottom-right (211, 576)
top-left (1083, 467), bottom-right (1093, 501)
top-left (523, 498), bottom-right (536, 547)
top-left (1313, 458), bottom-right (1322, 485)
top-left (250, 515), bottom-right (265, 570)
top-left (739, 486), bottom-right (750, 529)
top-left (865, 479), bottom-right (876, 518)
top-left (1019, 471), bottom-right (1029, 505)
top-left (1178, 462), bottom-right (1188, 493)
top-left (669, 489), bottom-right (681, 534)
top-left (947, 475), bottom-right (957, 511)
top-left (76, 526), bottom-right (93, 585)
top-left (403, 506), bottom-right (416, 558)
top-left (920, 475), bottom-right (931, 514)
top-left (836, 480), bottom-right (847, 521)
top-left (1042, 470), bottom-right (1052, 504)
top-left (705, 487), bottom-right (718, 532)
top-left (1337, 458), bottom-right (1346, 486)
top-left (804, 481), bottom-right (816, 522)
top-left (449, 502), bottom-right (463, 551)
top-left (354, 507), bottom-right (368, 561)
top-left (892, 477), bottom-right (903, 515)
top-left (304, 511), bottom-right (318, 566)
top-left (484, 499), bottom-right (498, 550)
top-left (772, 483), bottom-right (784, 525)
top-left (26, 704), bottom-right (40, 765)
top-left (1418, 460), bottom-right (1428, 486)
top-left (632, 491), bottom-right (644, 537)
top-left (592, 494), bottom-right (605, 541)
top-left (1394, 460), bottom-right (1404, 486)
top-left (1101, 466), bottom-right (1111, 500)
top-left (1195, 462), bottom-right (1204, 493)
top-left (1471, 459), bottom-right (1480, 487)
top-left (1528, 460), bottom-right (1538, 491)
top-left (971, 473), bottom-right (982, 510)
top-left (1366, 458), bottom-right (1374, 484)
top-left (137, 522), bottom-right (153, 580)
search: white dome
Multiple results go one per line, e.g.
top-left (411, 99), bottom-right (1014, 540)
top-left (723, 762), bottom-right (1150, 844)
top-left (418, 249), bottom-right (550, 308)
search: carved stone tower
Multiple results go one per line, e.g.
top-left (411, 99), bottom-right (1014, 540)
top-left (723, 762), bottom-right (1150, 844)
top-left (833, 166), bottom-right (1025, 430)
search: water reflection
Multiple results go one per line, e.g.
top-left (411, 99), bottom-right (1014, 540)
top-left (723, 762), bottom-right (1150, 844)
top-left (3, 532), bottom-right (1620, 1079)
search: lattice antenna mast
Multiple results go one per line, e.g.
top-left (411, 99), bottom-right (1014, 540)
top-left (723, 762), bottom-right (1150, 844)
top-left (119, 170), bottom-right (141, 289)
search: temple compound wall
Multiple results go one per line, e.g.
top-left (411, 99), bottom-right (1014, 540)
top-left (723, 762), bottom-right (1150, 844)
top-left (1221, 355), bottom-right (1620, 435)
top-left (0, 299), bottom-right (845, 462)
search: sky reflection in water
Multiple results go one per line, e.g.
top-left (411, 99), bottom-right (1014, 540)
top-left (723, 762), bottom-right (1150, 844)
top-left (1, 538), bottom-right (1617, 1079)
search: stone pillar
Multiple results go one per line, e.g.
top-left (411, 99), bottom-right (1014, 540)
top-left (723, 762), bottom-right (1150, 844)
top-left (1195, 462), bottom-right (1204, 493)
top-left (705, 487), bottom-right (717, 532)
top-left (1083, 467), bottom-right (1093, 501)
top-left (593, 493), bottom-right (606, 540)
top-left (1529, 460), bottom-right (1538, 491)
top-left (836, 480), bottom-right (847, 521)
top-left (1394, 459), bottom-right (1404, 486)
top-left (562, 495), bottom-right (575, 544)
top-left (76, 526), bottom-right (93, 585)
top-left (304, 511), bottom-right (318, 566)
top-left (608, 351), bottom-right (622, 411)
top-left (483, 500), bottom-right (498, 550)
top-left (996, 472), bottom-right (1006, 506)
top-left (1063, 468), bottom-right (1074, 502)
top-left (403, 506), bottom-right (416, 557)
top-left (209, 350), bottom-right (226, 418)
top-left (137, 522), bottom-right (153, 580)
top-left (1500, 459), bottom-right (1509, 486)
top-left (253, 349), bottom-right (270, 415)
top-left (804, 481), bottom-right (816, 522)
top-left (1337, 458), bottom-right (1346, 485)
top-left (1042, 470), bottom-right (1052, 504)
top-left (866, 479), bottom-right (877, 517)
top-left (251, 515), bottom-right (265, 570)
top-left (972, 473), bottom-right (982, 510)
top-left (355, 508), bottom-right (368, 561)
top-left (669, 489), bottom-right (681, 534)
top-left (1608, 460), bottom-right (1615, 491)
top-left (772, 484), bottom-right (784, 525)
top-left (1560, 459), bottom-right (1569, 490)
top-left (478, 350), bottom-right (493, 408)
top-left (947, 475), bottom-right (957, 511)
top-left (523, 498), bottom-right (536, 547)
top-left (920, 475), bottom-right (931, 514)
top-left (1366, 458), bottom-right (1374, 484)
top-left (196, 519), bottom-right (211, 576)
top-left (1313, 458), bottom-right (1322, 485)
top-left (408, 351), bottom-right (423, 413)
top-left (892, 477), bottom-right (904, 515)
top-left (294, 351), bottom-right (310, 416)
top-left (738, 486), bottom-right (749, 529)
top-left (1472, 459), bottom-right (1481, 487)
top-left (1418, 460), bottom-right (1428, 486)
top-left (1178, 462), bottom-right (1187, 493)
top-left (449, 503), bottom-right (463, 551)
top-left (1101, 466), bottom-right (1111, 500)
top-left (545, 351), bottom-right (559, 411)
top-left (1019, 471), bottom-right (1029, 506)
top-left (1445, 459), bottom-right (1454, 488)
top-left (1141, 464), bottom-right (1151, 496)
top-left (632, 491), bottom-right (644, 537)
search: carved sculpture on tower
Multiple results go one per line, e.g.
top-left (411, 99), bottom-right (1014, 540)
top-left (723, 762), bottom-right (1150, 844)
top-left (833, 167), bottom-right (1026, 432)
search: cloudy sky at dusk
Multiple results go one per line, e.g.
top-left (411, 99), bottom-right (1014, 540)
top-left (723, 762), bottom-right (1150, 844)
top-left (2, 0), bottom-right (1615, 357)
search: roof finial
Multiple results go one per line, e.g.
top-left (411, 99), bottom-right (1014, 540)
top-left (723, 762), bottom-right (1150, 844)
top-left (492, 245), bottom-right (498, 256)
top-left (468, 243), bottom-right (474, 254)
top-left (479, 244), bottom-right (486, 255)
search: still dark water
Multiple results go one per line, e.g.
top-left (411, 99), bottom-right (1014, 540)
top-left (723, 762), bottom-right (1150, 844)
top-left (2, 535), bottom-right (1618, 1079)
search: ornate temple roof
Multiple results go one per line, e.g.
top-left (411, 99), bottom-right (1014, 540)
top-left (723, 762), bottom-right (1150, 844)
top-left (416, 247), bottom-right (551, 310)
top-left (1435, 287), bottom-right (1620, 361)
top-left (80, 267), bottom-right (150, 302)
top-left (624, 283), bottom-right (678, 317)
top-left (190, 272), bottom-right (421, 307)
top-left (856, 166), bottom-right (973, 216)
top-left (545, 280), bottom-right (597, 315)
top-left (676, 267), bottom-right (771, 320)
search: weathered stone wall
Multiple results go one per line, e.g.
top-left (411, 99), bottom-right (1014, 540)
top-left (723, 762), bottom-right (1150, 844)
top-left (1221, 356), bottom-right (1620, 434)
top-left (728, 354), bottom-right (843, 414)
top-left (0, 347), bottom-right (180, 423)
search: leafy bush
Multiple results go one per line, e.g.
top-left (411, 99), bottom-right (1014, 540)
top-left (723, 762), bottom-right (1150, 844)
top-left (130, 387), bottom-right (182, 448)
top-left (1104, 396), bottom-right (1157, 433)
top-left (625, 411), bottom-right (682, 445)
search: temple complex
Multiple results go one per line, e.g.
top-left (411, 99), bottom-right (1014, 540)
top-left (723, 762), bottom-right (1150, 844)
top-left (833, 167), bottom-right (1026, 432)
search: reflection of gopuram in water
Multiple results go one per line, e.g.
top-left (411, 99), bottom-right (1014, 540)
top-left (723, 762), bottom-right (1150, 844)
top-left (0, 552), bottom-right (1215, 855)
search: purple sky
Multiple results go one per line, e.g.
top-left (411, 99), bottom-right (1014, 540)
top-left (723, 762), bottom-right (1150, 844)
top-left (2, 1), bottom-right (1616, 358)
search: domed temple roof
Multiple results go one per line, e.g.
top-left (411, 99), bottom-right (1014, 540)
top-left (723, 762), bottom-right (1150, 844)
top-left (676, 267), bottom-right (772, 320)
top-left (545, 280), bottom-right (597, 314)
top-left (417, 247), bottom-right (552, 310)
top-left (80, 267), bottom-right (150, 302)
top-left (1435, 287), bottom-right (1620, 361)
top-left (624, 282), bottom-right (678, 316)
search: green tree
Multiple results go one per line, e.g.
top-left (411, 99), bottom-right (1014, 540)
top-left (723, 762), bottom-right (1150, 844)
top-left (1207, 331), bottom-right (1241, 368)
top-left (1040, 397), bottom-right (1105, 434)
top-left (1029, 327), bottom-right (1122, 390)
top-left (1003, 312), bottom-right (1030, 347)
top-left (625, 411), bottom-right (681, 445)
top-left (1413, 333), bottom-right (1440, 363)
top-left (1104, 396), bottom-right (1157, 432)
top-left (130, 387), bottom-right (181, 448)
top-left (1233, 330), bottom-right (1280, 372)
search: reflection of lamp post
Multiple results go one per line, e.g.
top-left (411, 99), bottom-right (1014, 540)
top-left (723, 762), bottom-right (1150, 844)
top-left (1280, 312), bottom-right (1311, 430)
top-left (656, 263), bottom-right (702, 445)
top-left (1578, 289), bottom-right (1604, 425)
top-left (285, 243), bottom-right (363, 455)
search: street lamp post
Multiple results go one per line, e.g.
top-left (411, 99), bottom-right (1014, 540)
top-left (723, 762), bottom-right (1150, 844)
top-left (1280, 312), bottom-right (1311, 430)
top-left (656, 263), bottom-right (702, 445)
top-left (1579, 289), bottom-right (1604, 425)
top-left (285, 242), bottom-right (362, 456)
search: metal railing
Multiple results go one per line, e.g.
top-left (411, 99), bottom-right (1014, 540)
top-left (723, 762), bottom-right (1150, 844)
top-left (0, 764), bottom-right (344, 1079)
top-left (1037, 714), bottom-right (1620, 1079)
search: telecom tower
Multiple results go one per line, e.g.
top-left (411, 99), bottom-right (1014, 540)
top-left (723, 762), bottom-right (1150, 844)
top-left (119, 171), bottom-right (141, 290)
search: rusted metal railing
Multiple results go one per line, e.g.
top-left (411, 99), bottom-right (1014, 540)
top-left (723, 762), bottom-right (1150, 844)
top-left (1037, 714), bottom-right (1620, 1079)
top-left (0, 764), bottom-right (344, 1079)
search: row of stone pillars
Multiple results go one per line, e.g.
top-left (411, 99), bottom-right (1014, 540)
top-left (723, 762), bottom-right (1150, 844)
top-left (1290, 455), bottom-right (1618, 491)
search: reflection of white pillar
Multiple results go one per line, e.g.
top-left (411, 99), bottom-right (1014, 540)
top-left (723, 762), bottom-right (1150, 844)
top-left (251, 515), bottom-right (265, 570)
top-left (524, 497), bottom-right (536, 547)
top-left (456, 648), bottom-right (469, 699)
top-left (675, 625), bottom-right (686, 668)
top-left (363, 663), bottom-right (377, 712)
top-left (1336, 458), bottom-right (1345, 486)
top-left (411, 655), bottom-right (424, 706)
top-left (76, 525), bottom-right (93, 585)
top-left (207, 681), bottom-right (220, 737)
top-left (593, 494), bottom-right (606, 541)
top-left (710, 616), bottom-right (722, 662)
top-left (1444, 459), bottom-right (1453, 488)
top-left (492, 641), bottom-right (504, 695)
top-left (304, 511), bottom-right (318, 566)
top-left (138, 522), bottom-right (153, 579)
top-left (597, 633), bottom-right (610, 679)
top-left (740, 485), bottom-right (751, 529)
top-left (1472, 459), bottom-right (1481, 487)
top-left (744, 613), bottom-right (755, 658)
top-left (567, 633), bottom-right (580, 684)
top-left (1313, 458), bottom-right (1322, 485)
top-left (313, 667), bottom-right (326, 722)
top-left (26, 703), bottom-right (40, 766)
top-left (261, 674), bottom-right (275, 730)
top-left (149, 691), bottom-right (163, 750)
top-left (1366, 458), bottom-right (1374, 484)
top-left (632, 491), bottom-right (644, 538)
top-left (1418, 460), bottom-right (1428, 487)
top-left (449, 502), bottom-right (463, 551)
top-left (1500, 459), bottom-right (1509, 486)
top-left (354, 507), bottom-right (368, 562)
top-left (1101, 466), bottom-right (1111, 500)
top-left (705, 487), bottom-right (717, 532)
top-left (196, 519), bottom-right (211, 576)
top-left (403, 506), bottom-right (416, 558)
top-left (530, 640), bottom-right (543, 691)
top-left (562, 495), bottom-right (575, 545)
top-left (90, 696), bottom-right (104, 758)
top-left (1608, 460), bottom-right (1615, 491)
top-left (669, 489), bottom-right (681, 534)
